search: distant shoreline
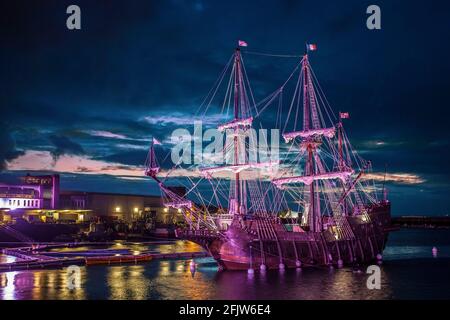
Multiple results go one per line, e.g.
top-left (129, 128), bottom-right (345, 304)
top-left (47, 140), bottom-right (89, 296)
top-left (392, 216), bottom-right (450, 229)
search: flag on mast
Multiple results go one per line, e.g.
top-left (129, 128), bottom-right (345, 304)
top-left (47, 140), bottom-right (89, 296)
top-left (238, 40), bottom-right (248, 47)
top-left (339, 112), bottom-right (349, 119)
top-left (153, 137), bottom-right (162, 145)
top-left (306, 43), bottom-right (317, 51)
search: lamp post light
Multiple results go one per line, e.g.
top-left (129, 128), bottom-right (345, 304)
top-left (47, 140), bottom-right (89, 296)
top-left (248, 245), bottom-right (254, 274)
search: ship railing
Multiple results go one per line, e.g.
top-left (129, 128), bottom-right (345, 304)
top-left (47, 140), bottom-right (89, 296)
top-left (213, 214), bottom-right (234, 221)
top-left (272, 169), bottom-right (354, 188)
top-left (276, 232), bottom-right (323, 242)
top-left (180, 229), bottom-right (221, 238)
top-left (282, 127), bottom-right (336, 143)
top-left (218, 116), bottom-right (253, 132)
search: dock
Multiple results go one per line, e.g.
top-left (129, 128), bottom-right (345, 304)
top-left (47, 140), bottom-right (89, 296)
top-left (392, 216), bottom-right (450, 228)
top-left (150, 251), bottom-right (209, 260)
top-left (0, 243), bottom-right (209, 272)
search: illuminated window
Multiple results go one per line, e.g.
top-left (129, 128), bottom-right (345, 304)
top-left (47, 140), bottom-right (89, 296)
top-left (134, 207), bottom-right (139, 213)
top-left (115, 206), bottom-right (121, 213)
top-left (163, 208), bottom-right (168, 213)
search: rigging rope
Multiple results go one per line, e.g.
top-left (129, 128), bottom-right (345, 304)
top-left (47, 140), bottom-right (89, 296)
top-left (243, 50), bottom-right (303, 58)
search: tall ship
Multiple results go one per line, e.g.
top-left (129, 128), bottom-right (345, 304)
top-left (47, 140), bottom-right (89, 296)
top-left (146, 44), bottom-right (393, 271)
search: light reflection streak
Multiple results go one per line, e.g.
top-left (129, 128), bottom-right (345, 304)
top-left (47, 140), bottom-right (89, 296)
top-left (0, 238), bottom-right (432, 300)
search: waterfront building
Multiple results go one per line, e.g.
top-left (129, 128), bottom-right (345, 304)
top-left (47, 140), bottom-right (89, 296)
top-left (59, 190), bottom-right (184, 224)
top-left (0, 174), bottom-right (91, 223)
top-left (0, 173), bottom-right (184, 224)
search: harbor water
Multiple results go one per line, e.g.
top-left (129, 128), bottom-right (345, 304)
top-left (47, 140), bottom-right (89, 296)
top-left (1, 228), bottom-right (449, 300)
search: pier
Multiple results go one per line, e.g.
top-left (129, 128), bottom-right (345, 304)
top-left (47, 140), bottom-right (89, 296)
top-left (0, 242), bottom-right (209, 272)
top-left (392, 216), bottom-right (450, 228)
top-left (1, 246), bottom-right (85, 271)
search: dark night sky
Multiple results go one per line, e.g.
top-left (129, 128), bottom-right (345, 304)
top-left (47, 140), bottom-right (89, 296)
top-left (1, 0), bottom-right (449, 215)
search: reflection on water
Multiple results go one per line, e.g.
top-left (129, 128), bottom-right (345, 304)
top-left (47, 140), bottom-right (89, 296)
top-left (211, 265), bottom-right (394, 300)
top-left (0, 268), bottom-right (87, 300)
top-left (0, 254), bottom-right (17, 264)
top-left (107, 265), bottom-right (149, 299)
top-left (0, 229), bottom-right (450, 300)
top-left (48, 240), bottom-right (202, 257)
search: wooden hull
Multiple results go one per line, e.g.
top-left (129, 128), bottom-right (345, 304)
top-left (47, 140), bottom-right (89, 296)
top-left (180, 202), bottom-right (392, 271)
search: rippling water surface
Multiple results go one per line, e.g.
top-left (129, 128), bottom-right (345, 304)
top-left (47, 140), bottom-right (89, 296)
top-left (1, 229), bottom-right (449, 300)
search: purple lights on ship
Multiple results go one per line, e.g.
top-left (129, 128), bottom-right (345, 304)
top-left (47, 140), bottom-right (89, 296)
top-left (146, 45), bottom-right (394, 270)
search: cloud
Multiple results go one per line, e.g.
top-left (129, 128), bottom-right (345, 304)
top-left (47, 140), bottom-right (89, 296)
top-left (97, 150), bottom-right (149, 166)
top-left (6, 150), bottom-right (143, 177)
top-left (48, 135), bottom-right (85, 160)
top-left (116, 143), bottom-right (148, 150)
top-left (359, 139), bottom-right (406, 149)
top-left (363, 172), bottom-right (426, 185)
top-left (142, 112), bottom-right (226, 126)
top-left (85, 130), bottom-right (129, 140)
top-left (117, 176), bottom-right (150, 181)
top-left (0, 126), bottom-right (24, 171)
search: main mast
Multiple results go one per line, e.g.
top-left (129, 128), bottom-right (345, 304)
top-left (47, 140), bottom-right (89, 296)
top-left (233, 48), bottom-right (241, 215)
top-left (302, 54), bottom-right (319, 232)
top-left (199, 46), bottom-right (278, 217)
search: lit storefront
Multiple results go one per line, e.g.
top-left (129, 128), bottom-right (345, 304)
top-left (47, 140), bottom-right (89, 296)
top-left (0, 174), bottom-right (185, 224)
